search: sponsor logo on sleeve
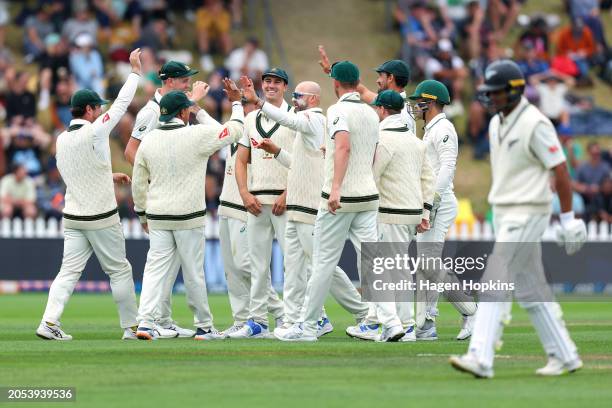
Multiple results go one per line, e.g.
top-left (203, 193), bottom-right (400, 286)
top-left (218, 127), bottom-right (230, 139)
top-left (102, 113), bottom-right (110, 123)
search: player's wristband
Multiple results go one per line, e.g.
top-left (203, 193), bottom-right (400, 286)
top-left (560, 211), bottom-right (575, 228)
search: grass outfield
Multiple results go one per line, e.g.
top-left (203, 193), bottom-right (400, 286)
top-left (1, 294), bottom-right (611, 407)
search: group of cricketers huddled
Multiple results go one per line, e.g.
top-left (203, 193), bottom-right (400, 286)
top-left (35, 45), bottom-right (588, 379)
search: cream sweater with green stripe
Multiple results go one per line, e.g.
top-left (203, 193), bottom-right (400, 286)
top-left (132, 107), bottom-right (244, 230)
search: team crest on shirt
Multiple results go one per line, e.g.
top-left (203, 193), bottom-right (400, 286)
top-left (218, 127), bottom-right (229, 139)
top-left (102, 113), bottom-right (110, 123)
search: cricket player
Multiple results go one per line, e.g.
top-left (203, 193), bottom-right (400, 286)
top-left (217, 101), bottom-right (286, 338)
top-left (408, 80), bottom-right (478, 341)
top-left (124, 61), bottom-right (212, 339)
top-left (318, 46), bottom-right (415, 133)
top-left (450, 60), bottom-right (586, 378)
top-left (36, 49), bottom-right (143, 341)
top-left (345, 90), bottom-right (435, 342)
top-left (230, 68), bottom-right (294, 339)
top-left (274, 61), bottom-right (404, 342)
top-left (132, 80), bottom-right (245, 341)
top-left (240, 76), bottom-right (370, 334)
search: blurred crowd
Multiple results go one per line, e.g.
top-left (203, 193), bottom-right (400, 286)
top-left (2, 0), bottom-right (612, 224)
top-left (0, 0), bottom-right (269, 222)
top-left (394, 0), bottom-right (612, 222)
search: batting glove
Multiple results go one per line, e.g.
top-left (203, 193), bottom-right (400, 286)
top-left (556, 212), bottom-right (587, 255)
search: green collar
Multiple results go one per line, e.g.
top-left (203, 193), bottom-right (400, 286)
top-left (256, 104), bottom-right (292, 139)
top-left (382, 126), bottom-right (409, 132)
top-left (158, 123), bottom-right (186, 131)
top-left (67, 124), bottom-right (84, 132)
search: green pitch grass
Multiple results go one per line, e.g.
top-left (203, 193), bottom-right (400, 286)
top-left (1, 294), bottom-right (611, 407)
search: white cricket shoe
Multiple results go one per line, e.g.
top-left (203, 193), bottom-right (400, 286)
top-left (317, 317), bottom-right (334, 338)
top-left (221, 323), bottom-right (244, 338)
top-left (416, 320), bottom-right (438, 341)
top-left (194, 327), bottom-right (225, 340)
top-left (227, 319), bottom-right (269, 339)
top-left (379, 325), bottom-right (404, 342)
top-left (536, 357), bottom-right (583, 376)
top-left (400, 325), bottom-right (416, 342)
top-left (456, 314), bottom-right (475, 340)
top-left (449, 354), bottom-right (493, 379)
top-left (136, 326), bottom-right (158, 340)
top-left (122, 327), bottom-right (138, 340)
top-left (345, 323), bottom-right (380, 341)
top-left (152, 323), bottom-right (179, 339)
top-left (163, 323), bottom-right (195, 338)
top-left (274, 323), bottom-right (317, 342)
top-left (36, 322), bottom-right (72, 341)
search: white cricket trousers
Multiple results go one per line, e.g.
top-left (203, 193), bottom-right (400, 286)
top-left (137, 227), bottom-right (213, 329)
top-left (42, 223), bottom-right (138, 328)
top-left (378, 222), bottom-right (416, 328)
top-left (283, 219), bottom-right (369, 324)
top-left (155, 250), bottom-right (181, 327)
top-left (415, 191), bottom-right (477, 327)
top-left (247, 205), bottom-right (286, 324)
top-left (219, 216), bottom-right (284, 325)
top-left (301, 210), bottom-right (402, 337)
top-left (468, 211), bottom-right (579, 369)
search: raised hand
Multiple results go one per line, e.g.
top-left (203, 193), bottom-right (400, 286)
top-left (240, 76), bottom-right (258, 103)
top-left (223, 78), bottom-right (242, 102)
top-left (318, 45), bottom-right (331, 74)
top-left (190, 81), bottom-right (210, 102)
top-left (256, 138), bottom-right (280, 155)
top-left (129, 48), bottom-right (142, 75)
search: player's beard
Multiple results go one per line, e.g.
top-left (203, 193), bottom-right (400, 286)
top-left (293, 98), bottom-right (308, 111)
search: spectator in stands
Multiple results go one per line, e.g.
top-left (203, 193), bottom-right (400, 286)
top-left (5, 71), bottom-right (37, 122)
top-left (69, 33), bottom-right (105, 97)
top-left (62, 2), bottom-right (100, 46)
top-left (0, 141), bottom-right (5, 177)
top-left (555, 17), bottom-right (596, 82)
top-left (517, 43), bottom-right (550, 80)
top-left (516, 16), bottom-right (550, 61)
top-left (137, 11), bottom-right (172, 53)
top-left (49, 79), bottom-right (74, 133)
top-left (0, 164), bottom-right (37, 219)
top-left (140, 47), bottom-right (162, 99)
top-left (2, 115), bottom-right (52, 178)
top-left (397, 1), bottom-right (437, 75)
top-left (573, 141), bottom-right (612, 219)
top-left (569, 0), bottom-right (608, 50)
top-left (456, 0), bottom-right (485, 60)
top-left (196, 0), bottom-right (233, 72)
top-left (424, 38), bottom-right (467, 116)
top-left (23, 5), bottom-right (55, 62)
top-left (558, 124), bottom-right (583, 180)
top-left (38, 33), bottom-right (70, 97)
top-left (594, 177), bottom-right (612, 222)
top-left (488, 0), bottom-right (522, 39)
top-left (203, 69), bottom-right (231, 121)
top-left (36, 159), bottom-right (64, 220)
top-left (225, 37), bottom-right (268, 83)
top-left (530, 70), bottom-right (574, 127)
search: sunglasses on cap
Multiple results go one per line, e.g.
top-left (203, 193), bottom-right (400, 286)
top-left (292, 92), bottom-right (317, 99)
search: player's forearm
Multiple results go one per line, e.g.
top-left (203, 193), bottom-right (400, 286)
top-left (235, 149), bottom-right (250, 195)
top-left (229, 101), bottom-right (245, 124)
top-left (195, 108), bottom-right (222, 129)
top-left (356, 83), bottom-right (378, 104)
top-left (331, 145), bottom-right (350, 192)
top-left (554, 163), bottom-right (573, 214)
top-left (107, 72), bottom-right (140, 119)
top-left (275, 149), bottom-right (292, 169)
top-left (261, 102), bottom-right (303, 132)
top-left (124, 138), bottom-right (140, 166)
